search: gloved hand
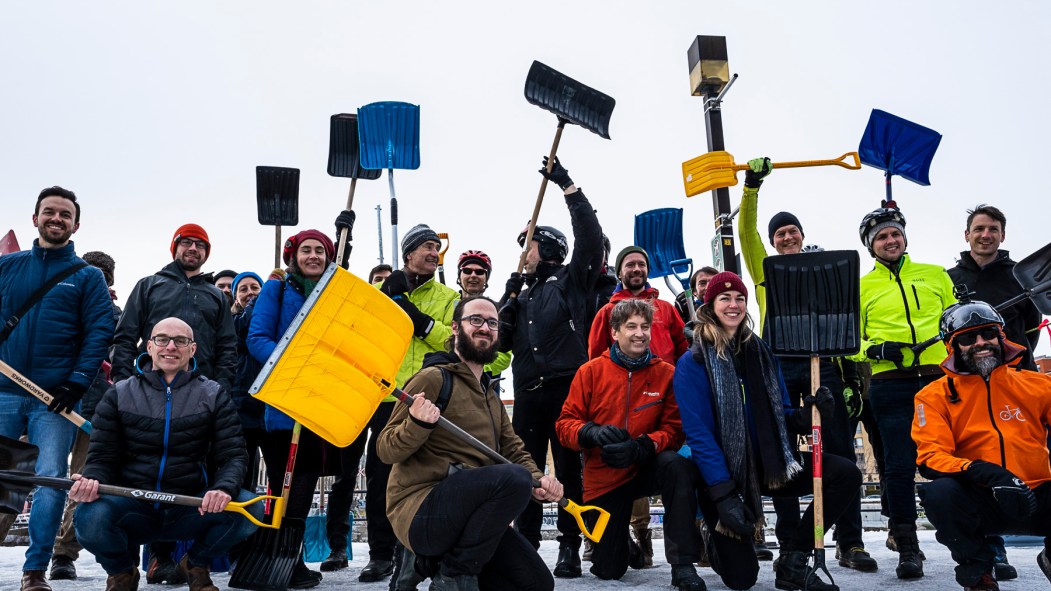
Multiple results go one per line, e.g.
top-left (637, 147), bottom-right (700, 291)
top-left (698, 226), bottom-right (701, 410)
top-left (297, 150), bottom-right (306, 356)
top-left (744, 157), bottom-right (772, 189)
top-left (498, 301), bottom-right (517, 353)
top-left (503, 272), bottom-right (525, 299)
top-left (601, 436), bottom-right (655, 469)
top-left (48, 381), bottom-right (87, 414)
top-left (539, 156), bottom-right (574, 191)
top-left (841, 385), bottom-right (863, 419)
top-left (802, 386), bottom-right (836, 425)
top-left (334, 209), bottom-right (356, 236)
top-left (707, 480), bottom-right (756, 539)
top-left (380, 270), bottom-right (410, 298)
top-left (394, 298), bottom-right (434, 338)
top-left (965, 460), bottom-right (1038, 520)
top-left (866, 341), bottom-right (915, 366)
top-left (578, 422), bottom-right (631, 448)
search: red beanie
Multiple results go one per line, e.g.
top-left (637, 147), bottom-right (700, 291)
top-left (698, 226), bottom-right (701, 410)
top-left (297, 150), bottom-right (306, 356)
top-left (703, 271), bottom-right (749, 304)
top-left (171, 224), bottom-right (210, 257)
top-left (283, 229), bottom-right (335, 266)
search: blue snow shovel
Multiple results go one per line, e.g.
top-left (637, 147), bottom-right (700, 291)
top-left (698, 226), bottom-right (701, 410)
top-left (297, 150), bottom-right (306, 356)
top-left (634, 208), bottom-right (696, 318)
top-left (858, 109), bottom-right (941, 205)
top-left (358, 102), bottom-right (421, 266)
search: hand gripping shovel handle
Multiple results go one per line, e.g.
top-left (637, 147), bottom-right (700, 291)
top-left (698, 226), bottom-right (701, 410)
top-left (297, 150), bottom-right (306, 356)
top-left (516, 119), bottom-right (567, 276)
top-left (0, 359), bottom-right (92, 433)
top-left (731, 152), bottom-right (861, 173)
top-left (0, 470), bottom-right (283, 529)
top-left (385, 380), bottom-right (610, 542)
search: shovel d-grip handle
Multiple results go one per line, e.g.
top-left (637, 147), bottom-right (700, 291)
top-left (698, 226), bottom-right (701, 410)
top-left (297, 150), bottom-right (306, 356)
top-left (0, 359), bottom-right (92, 433)
top-left (437, 233), bottom-right (450, 264)
top-left (383, 378), bottom-right (611, 541)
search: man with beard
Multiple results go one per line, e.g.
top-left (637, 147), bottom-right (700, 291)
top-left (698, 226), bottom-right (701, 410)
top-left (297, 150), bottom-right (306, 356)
top-left (498, 156), bottom-right (603, 577)
top-left (913, 298), bottom-right (1051, 591)
top-left (0, 187), bottom-right (115, 591)
top-left (378, 296), bottom-right (564, 591)
top-left (110, 223), bottom-right (237, 583)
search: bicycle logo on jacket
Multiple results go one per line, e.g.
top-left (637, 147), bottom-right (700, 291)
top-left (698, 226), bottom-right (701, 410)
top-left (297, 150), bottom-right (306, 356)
top-left (999, 405), bottom-right (1025, 422)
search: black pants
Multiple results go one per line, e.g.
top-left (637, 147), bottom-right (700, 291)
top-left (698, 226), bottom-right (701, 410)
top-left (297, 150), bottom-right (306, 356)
top-left (589, 451), bottom-right (703, 580)
top-left (241, 427), bottom-right (266, 492)
top-left (511, 377), bottom-right (583, 550)
top-left (408, 464), bottom-right (553, 591)
top-left (259, 428), bottom-right (329, 520)
top-left (325, 401), bottom-right (396, 560)
top-left (700, 453), bottom-right (861, 591)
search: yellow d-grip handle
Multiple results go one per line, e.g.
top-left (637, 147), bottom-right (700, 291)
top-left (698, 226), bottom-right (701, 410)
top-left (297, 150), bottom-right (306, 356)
top-left (561, 498), bottom-right (610, 543)
top-left (227, 495), bottom-right (285, 529)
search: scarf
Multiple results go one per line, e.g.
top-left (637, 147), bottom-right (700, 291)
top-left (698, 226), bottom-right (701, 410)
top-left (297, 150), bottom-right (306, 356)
top-left (609, 342), bottom-right (653, 372)
top-left (692, 337), bottom-right (801, 540)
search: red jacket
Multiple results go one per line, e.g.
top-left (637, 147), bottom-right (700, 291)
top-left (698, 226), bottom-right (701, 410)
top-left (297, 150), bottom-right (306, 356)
top-left (587, 286), bottom-right (688, 366)
top-left (556, 351), bottom-right (684, 501)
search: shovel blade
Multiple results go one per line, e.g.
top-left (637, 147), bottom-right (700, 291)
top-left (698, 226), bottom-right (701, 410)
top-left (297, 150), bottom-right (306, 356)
top-left (256, 166), bottom-right (300, 226)
top-left (1014, 241), bottom-right (1051, 315)
top-left (357, 102), bottom-right (421, 171)
top-left (633, 208), bottom-right (686, 278)
top-left (327, 114), bottom-right (383, 180)
top-left (229, 517), bottom-right (305, 591)
top-left (524, 61), bottom-right (615, 140)
top-left (858, 109), bottom-right (941, 186)
top-left (0, 435), bottom-right (39, 474)
top-left (682, 151), bottom-right (740, 197)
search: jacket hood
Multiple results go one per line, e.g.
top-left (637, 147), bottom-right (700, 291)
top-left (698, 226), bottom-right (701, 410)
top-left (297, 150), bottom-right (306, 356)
top-left (421, 350), bottom-right (459, 370)
top-left (940, 330), bottom-right (1027, 377)
top-left (610, 284), bottom-right (658, 300)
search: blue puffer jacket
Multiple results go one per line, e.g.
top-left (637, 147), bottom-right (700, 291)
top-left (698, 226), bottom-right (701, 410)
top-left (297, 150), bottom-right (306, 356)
top-left (0, 240), bottom-right (114, 393)
top-left (246, 277), bottom-right (307, 431)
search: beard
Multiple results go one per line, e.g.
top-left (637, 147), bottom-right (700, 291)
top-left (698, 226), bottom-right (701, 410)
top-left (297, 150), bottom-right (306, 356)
top-left (37, 224), bottom-right (73, 247)
top-left (961, 341), bottom-right (1003, 378)
top-left (457, 332), bottom-right (499, 365)
top-left (623, 273), bottom-right (647, 291)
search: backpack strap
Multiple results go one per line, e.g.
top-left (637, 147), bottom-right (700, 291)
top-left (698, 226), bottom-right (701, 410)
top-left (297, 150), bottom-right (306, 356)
top-left (435, 367), bottom-right (454, 413)
top-left (0, 261), bottom-right (88, 344)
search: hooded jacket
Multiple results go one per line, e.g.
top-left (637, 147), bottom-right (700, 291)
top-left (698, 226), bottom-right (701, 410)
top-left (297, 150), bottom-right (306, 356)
top-left (556, 351), bottom-right (683, 501)
top-left (587, 286), bottom-right (688, 366)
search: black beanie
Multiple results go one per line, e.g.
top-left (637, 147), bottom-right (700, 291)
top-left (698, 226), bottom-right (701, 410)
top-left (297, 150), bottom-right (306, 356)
top-left (768, 212), bottom-right (804, 245)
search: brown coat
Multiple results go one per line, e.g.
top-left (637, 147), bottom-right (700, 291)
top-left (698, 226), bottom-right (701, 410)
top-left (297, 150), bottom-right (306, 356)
top-left (377, 358), bottom-right (543, 550)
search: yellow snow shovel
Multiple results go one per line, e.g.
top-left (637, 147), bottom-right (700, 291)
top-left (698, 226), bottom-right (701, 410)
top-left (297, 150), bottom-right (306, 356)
top-left (682, 151), bottom-right (861, 197)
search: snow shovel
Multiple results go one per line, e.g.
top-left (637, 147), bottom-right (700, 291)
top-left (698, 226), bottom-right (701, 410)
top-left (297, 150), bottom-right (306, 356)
top-left (517, 61), bottom-right (615, 274)
top-left (763, 250), bottom-right (861, 590)
top-left (634, 208), bottom-right (696, 317)
top-left (358, 101), bottom-right (421, 266)
top-left (256, 166), bottom-right (300, 269)
top-left (0, 435), bottom-right (37, 515)
top-left (437, 232), bottom-right (450, 284)
top-left (858, 109), bottom-right (942, 205)
top-left (328, 113), bottom-right (383, 267)
top-left (0, 359), bottom-right (92, 433)
top-left (682, 151), bottom-right (861, 198)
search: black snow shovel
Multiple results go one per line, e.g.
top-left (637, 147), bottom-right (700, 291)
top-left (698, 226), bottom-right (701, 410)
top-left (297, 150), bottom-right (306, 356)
top-left (256, 166), bottom-right (300, 269)
top-left (763, 250), bottom-right (861, 591)
top-left (328, 113), bottom-right (382, 267)
top-left (517, 61), bottom-right (615, 274)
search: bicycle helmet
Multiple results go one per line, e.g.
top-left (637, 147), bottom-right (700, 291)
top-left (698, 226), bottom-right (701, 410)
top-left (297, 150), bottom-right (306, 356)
top-left (858, 207), bottom-right (907, 256)
top-left (517, 224), bottom-right (568, 262)
top-left (457, 250), bottom-right (492, 274)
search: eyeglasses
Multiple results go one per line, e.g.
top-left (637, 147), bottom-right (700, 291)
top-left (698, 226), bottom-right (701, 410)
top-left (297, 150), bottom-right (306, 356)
top-left (461, 315), bottom-right (499, 330)
top-left (955, 326), bottom-right (1000, 347)
top-left (460, 267), bottom-right (488, 276)
top-left (151, 335), bottom-right (194, 348)
top-left (177, 238), bottom-right (208, 250)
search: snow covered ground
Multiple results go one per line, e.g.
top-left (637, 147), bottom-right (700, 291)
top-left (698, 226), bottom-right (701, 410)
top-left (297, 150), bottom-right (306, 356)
top-left (2, 530), bottom-right (1049, 591)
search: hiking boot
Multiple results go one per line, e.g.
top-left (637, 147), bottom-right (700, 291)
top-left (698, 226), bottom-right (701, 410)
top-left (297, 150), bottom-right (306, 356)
top-left (885, 529), bottom-right (925, 559)
top-left (146, 554), bottom-right (186, 585)
top-left (289, 557), bottom-right (323, 589)
top-left (104, 568), bottom-right (140, 591)
top-left (671, 564), bottom-right (707, 591)
top-left (359, 559), bottom-right (393, 582)
top-left (754, 541), bottom-right (774, 561)
top-left (429, 573), bottom-right (480, 591)
top-left (175, 556), bottom-right (218, 591)
top-left (963, 573), bottom-right (999, 591)
top-left (627, 539), bottom-right (646, 570)
top-left (552, 544), bottom-right (581, 578)
top-left (20, 571), bottom-right (51, 591)
top-left (773, 551), bottom-right (838, 591)
top-left (582, 539), bottom-right (594, 562)
top-left (634, 527), bottom-right (654, 568)
top-left (891, 524), bottom-right (924, 579)
top-left (837, 545), bottom-right (878, 572)
top-left (1039, 549), bottom-right (1051, 584)
top-left (992, 555), bottom-right (1017, 580)
top-left (319, 547), bottom-right (348, 572)
top-left (49, 555), bottom-right (77, 580)
top-left (391, 544), bottom-right (425, 591)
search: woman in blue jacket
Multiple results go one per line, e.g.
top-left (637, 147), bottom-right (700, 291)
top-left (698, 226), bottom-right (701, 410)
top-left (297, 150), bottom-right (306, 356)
top-left (673, 272), bottom-right (860, 591)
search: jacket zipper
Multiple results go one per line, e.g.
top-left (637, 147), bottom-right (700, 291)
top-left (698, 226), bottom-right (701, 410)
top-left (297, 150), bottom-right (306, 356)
top-left (911, 285), bottom-right (921, 310)
top-left (154, 383), bottom-right (174, 508)
top-left (891, 265), bottom-right (918, 344)
top-left (983, 376), bottom-right (1007, 466)
top-left (632, 399), bottom-right (664, 413)
top-left (623, 371), bottom-right (633, 431)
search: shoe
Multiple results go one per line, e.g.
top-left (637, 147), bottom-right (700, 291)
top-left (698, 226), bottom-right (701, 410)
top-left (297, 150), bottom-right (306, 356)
top-left (1038, 549), bottom-right (1051, 584)
top-left (627, 539), bottom-right (646, 570)
top-left (963, 573), bottom-right (999, 591)
top-left (773, 552), bottom-right (839, 591)
top-left (289, 556), bottom-right (322, 589)
top-left (890, 524), bottom-right (924, 579)
top-left (145, 554), bottom-right (186, 585)
top-left (552, 544), bottom-right (582, 578)
top-left (358, 558), bottom-right (394, 582)
top-left (671, 564), bottom-right (707, 591)
top-left (319, 547), bottom-right (349, 572)
top-left (174, 556), bottom-right (217, 591)
top-left (582, 539), bottom-right (593, 562)
top-left (104, 568), bottom-right (140, 591)
top-left (392, 544), bottom-right (425, 591)
top-left (837, 545), bottom-right (878, 572)
top-left (429, 572), bottom-right (480, 591)
top-left (754, 541), bottom-right (774, 561)
top-left (885, 529), bottom-right (925, 559)
top-left (634, 527), bottom-right (654, 568)
top-left (49, 555), bottom-right (77, 580)
top-left (20, 571), bottom-right (51, 591)
top-left (993, 556), bottom-right (1017, 580)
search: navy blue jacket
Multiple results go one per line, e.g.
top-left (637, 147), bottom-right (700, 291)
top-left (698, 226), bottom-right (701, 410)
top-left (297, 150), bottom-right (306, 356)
top-left (0, 240), bottom-right (114, 393)
top-left (246, 277), bottom-right (307, 431)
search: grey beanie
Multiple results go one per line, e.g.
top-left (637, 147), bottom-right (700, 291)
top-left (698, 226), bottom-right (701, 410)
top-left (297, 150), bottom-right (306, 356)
top-left (401, 224), bottom-right (440, 261)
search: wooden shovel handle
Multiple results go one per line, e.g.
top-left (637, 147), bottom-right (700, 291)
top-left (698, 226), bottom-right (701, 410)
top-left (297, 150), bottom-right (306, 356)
top-left (516, 119), bottom-right (567, 275)
top-left (734, 152), bottom-right (861, 172)
top-left (0, 359), bottom-right (92, 433)
top-left (810, 355), bottom-right (825, 551)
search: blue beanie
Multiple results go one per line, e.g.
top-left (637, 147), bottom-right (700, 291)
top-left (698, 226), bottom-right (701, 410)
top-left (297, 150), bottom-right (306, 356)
top-left (232, 271), bottom-right (263, 295)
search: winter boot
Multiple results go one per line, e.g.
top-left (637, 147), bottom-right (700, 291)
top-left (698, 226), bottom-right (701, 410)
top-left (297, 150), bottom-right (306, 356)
top-left (991, 540), bottom-right (1016, 580)
top-left (320, 547), bottom-right (348, 572)
top-left (429, 573), bottom-right (480, 591)
top-left (145, 551), bottom-right (185, 585)
top-left (633, 526), bottom-right (654, 568)
top-left (175, 556), bottom-right (218, 591)
top-left (49, 555), bottom-right (77, 580)
top-left (552, 544), bottom-right (581, 578)
top-left (773, 551), bottom-right (838, 591)
top-left (1038, 549), bottom-right (1051, 584)
top-left (289, 555), bottom-right (323, 589)
top-left (962, 573), bottom-right (999, 591)
top-left (753, 529), bottom-right (773, 561)
top-left (891, 523), bottom-right (924, 579)
top-left (670, 564), bottom-right (707, 591)
top-left (104, 568), bottom-right (140, 591)
top-left (390, 544), bottom-right (425, 591)
top-left (359, 558), bottom-right (394, 582)
top-left (836, 545), bottom-right (878, 572)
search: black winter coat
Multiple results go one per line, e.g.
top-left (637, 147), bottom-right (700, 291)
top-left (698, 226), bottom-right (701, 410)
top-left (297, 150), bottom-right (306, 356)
top-left (82, 368), bottom-right (247, 496)
top-left (948, 250), bottom-right (1043, 371)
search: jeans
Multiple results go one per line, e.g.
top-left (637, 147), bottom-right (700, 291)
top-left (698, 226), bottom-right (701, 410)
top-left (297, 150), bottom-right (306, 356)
top-left (74, 489), bottom-right (260, 575)
top-left (0, 390), bottom-right (79, 571)
top-left (867, 375), bottom-right (939, 525)
top-left (54, 429), bottom-right (91, 560)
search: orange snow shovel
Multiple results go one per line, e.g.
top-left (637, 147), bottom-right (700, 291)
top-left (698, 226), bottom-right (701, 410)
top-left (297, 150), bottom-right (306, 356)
top-left (682, 151), bottom-right (861, 197)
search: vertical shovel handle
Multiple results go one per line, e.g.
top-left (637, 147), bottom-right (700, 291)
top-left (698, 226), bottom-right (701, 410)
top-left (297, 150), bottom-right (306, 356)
top-left (335, 177), bottom-right (359, 269)
top-left (516, 119), bottom-right (567, 275)
top-left (809, 355), bottom-right (825, 550)
top-left (0, 359), bottom-right (92, 433)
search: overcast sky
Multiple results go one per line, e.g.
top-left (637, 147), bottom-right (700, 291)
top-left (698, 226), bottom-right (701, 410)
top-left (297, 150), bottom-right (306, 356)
top-left (3, 1), bottom-right (1048, 355)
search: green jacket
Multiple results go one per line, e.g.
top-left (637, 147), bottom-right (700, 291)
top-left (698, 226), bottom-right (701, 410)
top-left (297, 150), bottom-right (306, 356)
top-left (849, 254), bottom-right (956, 375)
top-left (738, 186), bottom-right (770, 331)
top-left (393, 276), bottom-right (459, 389)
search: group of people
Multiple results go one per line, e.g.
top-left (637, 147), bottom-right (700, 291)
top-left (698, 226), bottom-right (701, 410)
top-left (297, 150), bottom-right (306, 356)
top-left (0, 152), bottom-right (1048, 591)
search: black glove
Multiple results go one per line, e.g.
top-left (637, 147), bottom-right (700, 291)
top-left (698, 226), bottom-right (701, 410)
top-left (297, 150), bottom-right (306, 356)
top-left (743, 157), bottom-right (772, 189)
top-left (334, 209), bottom-right (356, 237)
top-left (866, 341), bottom-right (914, 364)
top-left (601, 436), bottom-right (655, 469)
top-left (965, 460), bottom-right (1038, 520)
top-left (394, 298), bottom-right (434, 338)
top-left (802, 386), bottom-right (836, 425)
top-left (48, 381), bottom-right (87, 414)
top-left (503, 272), bottom-right (525, 299)
top-left (539, 156), bottom-right (574, 191)
top-left (380, 269), bottom-right (410, 298)
top-left (708, 480), bottom-right (756, 539)
top-left (578, 422), bottom-right (631, 448)
top-left (498, 301), bottom-right (516, 353)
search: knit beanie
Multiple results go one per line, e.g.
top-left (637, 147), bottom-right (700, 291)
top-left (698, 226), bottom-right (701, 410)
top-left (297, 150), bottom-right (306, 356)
top-left (615, 246), bottom-right (650, 279)
top-left (401, 224), bottom-right (440, 262)
top-left (232, 271), bottom-right (263, 295)
top-left (767, 212), bottom-right (803, 245)
top-left (171, 224), bottom-right (210, 257)
top-left (865, 220), bottom-right (907, 250)
top-left (704, 271), bottom-right (749, 304)
top-left (283, 229), bottom-right (335, 265)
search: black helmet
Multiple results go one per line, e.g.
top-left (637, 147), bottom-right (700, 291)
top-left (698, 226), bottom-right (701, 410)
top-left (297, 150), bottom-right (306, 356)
top-left (518, 224), bottom-right (568, 262)
top-left (858, 207), bottom-right (907, 255)
top-left (940, 299), bottom-right (1004, 343)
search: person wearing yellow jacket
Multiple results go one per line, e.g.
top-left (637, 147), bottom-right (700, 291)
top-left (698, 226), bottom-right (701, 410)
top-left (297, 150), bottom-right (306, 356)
top-left (849, 206), bottom-right (956, 580)
top-left (913, 298), bottom-right (1051, 590)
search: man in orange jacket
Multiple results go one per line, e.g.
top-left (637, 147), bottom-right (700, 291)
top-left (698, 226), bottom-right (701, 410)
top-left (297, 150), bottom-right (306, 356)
top-left (913, 297), bottom-right (1051, 591)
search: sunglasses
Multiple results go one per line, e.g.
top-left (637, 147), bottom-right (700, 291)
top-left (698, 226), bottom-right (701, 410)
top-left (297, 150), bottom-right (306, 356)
top-left (954, 326), bottom-right (1000, 347)
top-left (460, 267), bottom-right (487, 276)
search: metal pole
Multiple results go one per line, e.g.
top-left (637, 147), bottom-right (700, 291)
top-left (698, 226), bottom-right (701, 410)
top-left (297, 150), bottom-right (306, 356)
top-left (703, 95), bottom-right (740, 274)
top-left (376, 203), bottom-right (384, 265)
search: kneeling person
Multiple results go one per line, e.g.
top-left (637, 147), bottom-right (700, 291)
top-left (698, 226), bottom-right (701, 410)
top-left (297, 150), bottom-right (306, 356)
top-left (71, 317), bottom-right (258, 591)
top-left (557, 299), bottom-right (705, 590)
